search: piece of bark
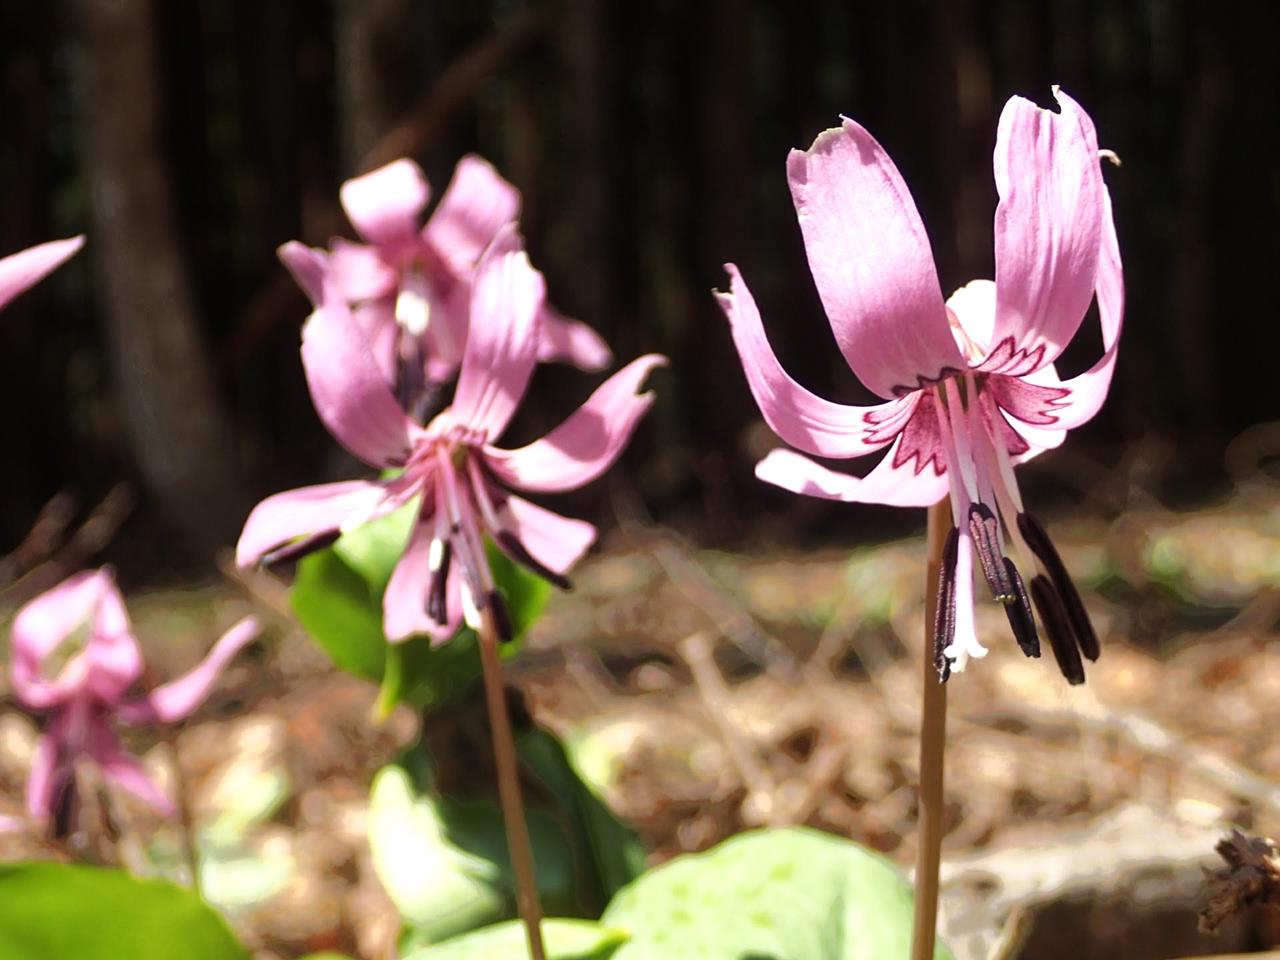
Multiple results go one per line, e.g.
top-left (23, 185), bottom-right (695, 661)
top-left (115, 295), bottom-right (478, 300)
top-left (1200, 830), bottom-right (1280, 934)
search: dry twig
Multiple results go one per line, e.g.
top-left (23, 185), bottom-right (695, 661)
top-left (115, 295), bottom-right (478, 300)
top-left (1200, 830), bottom-right (1280, 933)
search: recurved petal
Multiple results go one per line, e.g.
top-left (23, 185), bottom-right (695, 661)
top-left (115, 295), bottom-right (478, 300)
top-left (277, 241), bottom-right (330, 305)
top-left (1032, 185), bottom-right (1123, 430)
top-left (499, 496), bottom-right (596, 576)
top-left (423, 155), bottom-right (521, 273)
top-left (340, 158), bottom-right (430, 247)
top-left (301, 298), bottom-right (414, 466)
top-left (450, 224), bottom-right (544, 439)
top-left (84, 572), bottom-right (145, 704)
top-left (754, 442), bottom-right (949, 507)
top-left (716, 264), bottom-right (913, 458)
top-left (535, 304), bottom-right (613, 372)
top-left (991, 88), bottom-right (1105, 368)
top-left (236, 480), bottom-right (388, 567)
top-left (86, 721), bottom-right (174, 815)
top-left (0, 236), bottom-right (84, 312)
top-left (787, 121), bottom-right (961, 398)
top-left (117, 617), bottom-right (259, 725)
top-left (485, 354), bottom-right (666, 494)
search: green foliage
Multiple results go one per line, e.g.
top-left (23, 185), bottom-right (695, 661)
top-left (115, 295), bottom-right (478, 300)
top-left (404, 918), bottom-right (628, 960)
top-left (289, 502), bottom-right (550, 714)
top-left (601, 827), bottom-right (954, 960)
top-left (0, 862), bottom-right (248, 960)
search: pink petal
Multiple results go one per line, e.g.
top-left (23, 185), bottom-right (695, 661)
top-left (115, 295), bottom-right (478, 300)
top-left (991, 88), bottom-right (1105, 368)
top-left (787, 121), bottom-right (962, 398)
top-left (383, 515), bottom-right (459, 643)
top-left (0, 236), bottom-right (84, 312)
top-left (485, 354), bottom-right (666, 493)
top-left (450, 224), bottom-right (544, 439)
top-left (327, 237), bottom-right (398, 302)
top-left (499, 495), bottom-right (596, 576)
top-left (86, 721), bottom-right (173, 815)
top-left (715, 264), bottom-right (912, 458)
top-left (1034, 184), bottom-right (1124, 430)
top-left (84, 572), bottom-right (145, 705)
top-left (754, 443), bottom-right (949, 507)
top-left (117, 617), bottom-right (259, 725)
top-left (340, 158), bottom-right (431, 248)
top-left (25, 729), bottom-right (63, 820)
top-left (535, 304), bottom-right (613, 372)
top-left (236, 479), bottom-right (389, 566)
top-left (10, 570), bottom-right (139, 710)
top-left (422, 155), bottom-right (521, 273)
top-left (301, 297), bottom-right (414, 466)
top-left (277, 241), bottom-right (330, 305)
top-left (352, 299), bottom-right (400, 387)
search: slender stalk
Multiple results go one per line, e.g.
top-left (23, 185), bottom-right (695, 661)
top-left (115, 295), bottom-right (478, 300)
top-left (476, 608), bottom-right (546, 960)
top-left (166, 739), bottom-right (203, 898)
top-left (911, 500), bottom-right (952, 960)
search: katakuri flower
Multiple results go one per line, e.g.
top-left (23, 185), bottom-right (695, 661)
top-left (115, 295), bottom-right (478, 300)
top-left (238, 223), bottom-right (664, 643)
top-left (279, 156), bottom-right (611, 415)
top-left (9, 568), bottom-right (259, 826)
top-left (717, 88), bottom-right (1122, 683)
top-left (0, 235), bottom-right (84, 312)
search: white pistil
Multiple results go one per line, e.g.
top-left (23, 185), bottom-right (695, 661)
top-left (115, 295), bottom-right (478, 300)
top-left (395, 269), bottom-right (432, 336)
top-left (460, 580), bottom-right (483, 631)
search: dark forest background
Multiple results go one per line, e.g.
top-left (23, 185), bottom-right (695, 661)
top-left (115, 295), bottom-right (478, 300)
top-left (0, 0), bottom-right (1276, 580)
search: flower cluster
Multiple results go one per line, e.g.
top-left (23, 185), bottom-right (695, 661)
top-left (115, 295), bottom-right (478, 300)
top-left (9, 569), bottom-right (258, 825)
top-left (718, 88), bottom-right (1122, 682)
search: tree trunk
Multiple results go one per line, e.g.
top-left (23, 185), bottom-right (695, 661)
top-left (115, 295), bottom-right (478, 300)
top-left (81, 0), bottom-right (241, 550)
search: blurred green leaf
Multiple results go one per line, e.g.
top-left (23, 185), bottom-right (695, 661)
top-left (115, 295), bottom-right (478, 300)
top-left (404, 918), bottom-right (628, 960)
top-left (368, 765), bottom-right (580, 945)
top-left (520, 729), bottom-right (645, 901)
top-left (0, 862), bottom-right (248, 960)
top-left (290, 503), bottom-right (551, 714)
top-left (602, 827), bottom-right (954, 960)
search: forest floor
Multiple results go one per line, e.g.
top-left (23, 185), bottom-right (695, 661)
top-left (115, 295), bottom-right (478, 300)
top-left (1, 475), bottom-right (1279, 960)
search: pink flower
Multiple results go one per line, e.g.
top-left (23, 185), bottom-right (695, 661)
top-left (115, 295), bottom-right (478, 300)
top-left (717, 88), bottom-right (1122, 683)
top-left (278, 156), bottom-right (610, 413)
top-left (238, 224), bottom-right (664, 643)
top-left (9, 569), bottom-right (259, 824)
top-left (0, 236), bottom-right (84, 312)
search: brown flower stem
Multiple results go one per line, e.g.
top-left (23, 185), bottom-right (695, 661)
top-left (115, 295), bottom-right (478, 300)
top-left (165, 738), bottom-right (203, 899)
top-left (476, 608), bottom-right (546, 960)
top-left (911, 499), bottom-right (952, 960)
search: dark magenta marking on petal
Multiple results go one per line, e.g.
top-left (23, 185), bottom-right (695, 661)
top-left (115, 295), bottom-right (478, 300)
top-left (989, 375), bottom-right (1071, 427)
top-left (974, 337), bottom-right (1046, 378)
top-left (892, 391), bottom-right (948, 478)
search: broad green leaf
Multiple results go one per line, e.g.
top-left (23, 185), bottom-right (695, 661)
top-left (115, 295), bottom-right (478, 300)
top-left (519, 729), bottom-right (645, 902)
top-left (0, 862), bottom-right (248, 960)
top-left (368, 766), bottom-right (580, 944)
top-left (602, 827), bottom-right (954, 960)
top-left (290, 506), bottom-right (551, 715)
top-left (404, 918), bottom-right (628, 960)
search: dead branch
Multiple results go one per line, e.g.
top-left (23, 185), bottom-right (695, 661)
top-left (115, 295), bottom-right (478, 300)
top-left (1200, 830), bottom-right (1280, 933)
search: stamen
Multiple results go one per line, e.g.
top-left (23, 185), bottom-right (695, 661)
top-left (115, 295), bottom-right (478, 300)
top-left (489, 590), bottom-right (515, 643)
top-left (1016, 512), bottom-right (1100, 662)
top-left (1002, 558), bottom-right (1039, 658)
top-left (1028, 575), bottom-right (1085, 685)
top-left (495, 531), bottom-right (573, 591)
top-left (426, 539), bottom-right (452, 625)
top-left (931, 527), bottom-right (960, 682)
top-left (261, 529), bottom-right (340, 567)
top-left (460, 579), bottom-right (485, 631)
top-left (968, 503), bottom-right (1014, 601)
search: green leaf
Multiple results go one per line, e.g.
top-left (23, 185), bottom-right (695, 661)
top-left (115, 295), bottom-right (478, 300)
top-left (0, 862), bottom-right (249, 960)
top-left (519, 729), bottom-right (645, 902)
top-left (404, 918), bottom-right (628, 960)
top-left (601, 827), bottom-right (955, 960)
top-left (368, 765), bottom-right (581, 944)
top-left (289, 505), bottom-right (552, 715)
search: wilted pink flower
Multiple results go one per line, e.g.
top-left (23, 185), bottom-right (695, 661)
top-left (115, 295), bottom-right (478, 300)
top-left (279, 156), bottom-right (610, 414)
top-left (0, 236), bottom-right (84, 312)
top-left (9, 569), bottom-right (259, 824)
top-left (717, 88), bottom-right (1122, 683)
top-left (239, 224), bottom-right (663, 643)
